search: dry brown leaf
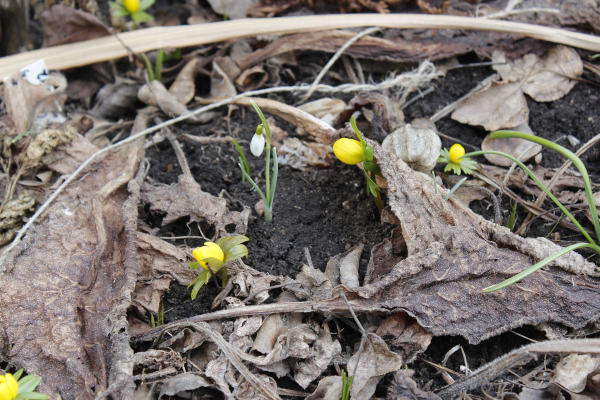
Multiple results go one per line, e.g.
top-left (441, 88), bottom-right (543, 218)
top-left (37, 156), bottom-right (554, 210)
top-left (3, 73), bottom-right (67, 133)
top-left (451, 81), bottom-right (528, 131)
top-left (0, 138), bottom-right (143, 398)
top-left (386, 369), bottom-right (442, 400)
top-left (47, 132), bottom-right (98, 175)
top-left (235, 65), bottom-right (269, 91)
top-left (168, 57), bottom-right (202, 105)
top-left (306, 376), bottom-right (342, 400)
top-left (453, 46), bottom-right (582, 131)
top-left (345, 144), bottom-right (600, 344)
top-left (495, 46), bottom-right (583, 102)
top-left (292, 324), bottom-right (341, 389)
top-left (348, 333), bottom-right (403, 400)
top-left (278, 137), bottom-right (333, 171)
top-left (141, 174), bottom-right (249, 236)
top-left (481, 122), bottom-right (542, 167)
top-left (138, 80), bottom-right (209, 122)
top-left (338, 244), bottom-right (362, 287)
top-left (295, 263), bottom-right (333, 301)
top-left (40, 5), bottom-right (110, 47)
top-left (553, 354), bottom-right (600, 393)
top-left (206, 0), bottom-right (253, 19)
top-left (298, 98), bottom-right (346, 126)
top-left (134, 232), bottom-right (195, 315)
top-left (210, 57), bottom-right (239, 99)
top-left (375, 313), bottom-right (432, 363)
top-left (91, 81), bottom-right (141, 119)
top-left (159, 372), bottom-right (214, 397)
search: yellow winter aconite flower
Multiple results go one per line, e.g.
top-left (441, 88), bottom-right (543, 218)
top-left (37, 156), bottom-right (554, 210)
top-left (192, 242), bottom-right (225, 270)
top-left (333, 138), bottom-right (365, 165)
top-left (448, 143), bottom-right (465, 164)
top-left (123, 0), bottom-right (140, 12)
top-left (0, 373), bottom-right (18, 400)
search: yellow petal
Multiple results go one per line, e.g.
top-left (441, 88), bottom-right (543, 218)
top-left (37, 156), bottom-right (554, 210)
top-left (0, 374), bottom-right (18, 400)
top-left (448, 143), bottom-right (465, 164)
top-left (123, 0), bottom-right (140, 13)
top-left (333, 138), bottom-right (364, 165)
top-left (192, 242), bottom-right (225, 270)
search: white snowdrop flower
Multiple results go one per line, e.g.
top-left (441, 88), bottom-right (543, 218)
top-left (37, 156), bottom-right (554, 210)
top-left (250, 132), bottom-right (265, 157)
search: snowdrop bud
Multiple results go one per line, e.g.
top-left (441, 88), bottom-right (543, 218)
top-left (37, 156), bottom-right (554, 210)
top-left (250, 132), bottom-right (265, 157)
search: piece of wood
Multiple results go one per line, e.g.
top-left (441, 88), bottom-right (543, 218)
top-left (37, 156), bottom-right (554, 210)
top-left (1, 13), bottom-right (600, 80)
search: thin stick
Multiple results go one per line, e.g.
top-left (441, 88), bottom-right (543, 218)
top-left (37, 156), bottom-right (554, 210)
top-left (300, 26), bottom-right (380, 102)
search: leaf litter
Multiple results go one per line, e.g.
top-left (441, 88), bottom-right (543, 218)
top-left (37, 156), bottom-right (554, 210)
top-left (1, 5), bottom-right (600, 399)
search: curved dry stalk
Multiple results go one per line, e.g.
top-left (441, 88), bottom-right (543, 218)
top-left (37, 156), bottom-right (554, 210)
top-left (2, 14), bottom-right (600, 78)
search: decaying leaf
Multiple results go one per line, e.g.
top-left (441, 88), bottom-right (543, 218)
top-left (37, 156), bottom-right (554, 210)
top-left (235, 65), bottom-right (269, 91)
top-left (375, 313), bottom-right (432, 363)
top-left (159, 372), bottom-right (214, 397)
top-left (345, 144), bottom-right (600, 344)
top-left (134, 233), bottom-right (195, 315)
top-left (3, 73), bottom-right (68, 133)
top-left (553, 354), bottom-right (600, 393)
top-left (91, 80), bottom-right (141, 119)
top-left (40, 5), bottom-right (109, 47)
top-left (206, 0), bottom-right (253, 19)
top-left (0, 138), bottom-right (143, 398)
top-left (347, 333), bottom-right (403, 400)
top-left (338, 244), bottom-right (362, 288)
top-left (168, 57), bottom-right (203, 105)
top-left (298, 98), bottom-right (346, 126)
top-left (451, 81), bottom-right (528, 131)
top-left (141, 174), bottom-right (249, 236)
top-left (278, 137), bottom-right (333, 171)
top-left (292, 324), bottom-right (342, 389)
top-left (138, 81), bottom-right (210, 123)
top-left (305, 376), bottom-right (342, 400)
top-left (210, 57), bottom-right (239, 99)
top-left (294, 263), bottom-right (333, 301)
top-left (452, 46), bottom-right (582, 131)
top-left (387, 369), bottom-right (442, 400)
top-left (494, 46), bottom-right (583, 102)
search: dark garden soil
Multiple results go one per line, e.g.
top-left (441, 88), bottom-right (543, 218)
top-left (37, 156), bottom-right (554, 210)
top-left (140, 59), bottom-right (600, 396)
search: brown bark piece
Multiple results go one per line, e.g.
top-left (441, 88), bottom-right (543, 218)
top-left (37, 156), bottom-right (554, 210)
top-left (237, 30), bottom-right (472, 71)
top-left (349, 145), bottom-right (600, 344)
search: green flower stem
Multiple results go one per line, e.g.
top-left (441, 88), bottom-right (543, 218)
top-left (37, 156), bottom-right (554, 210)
top-left (252, 101), bottom-right (272, 205)
top-left (492, 130), bottom-right (600, 242)
top-left (466, 150), bottom-right (595, 245)
top-left (482, 242), bottom-right (600, 293)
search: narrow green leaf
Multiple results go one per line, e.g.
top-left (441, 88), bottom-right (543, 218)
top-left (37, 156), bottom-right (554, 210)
top-left (350, 114), bottom-right (365, 144)
top-left (506, 202), bottom-right (517, 231)
top-left (132, 10), bottom-right (154, 23)
top-left (269, 147), bottom-right (278, 208)
top-left (231, 138), bottom-right (251, 178)
top-left (444, 177), bottom-right (467, 201)
top-left (467, 149), bottom-right (595, 245)
top-left (482, 242), bottom-right (595, 293)
top-left (155, 49), bottom-right (165, 82)
top-left (492, 130), bottom-right (600, 242)
top-left (140, 53), bottom-right (154, 82)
